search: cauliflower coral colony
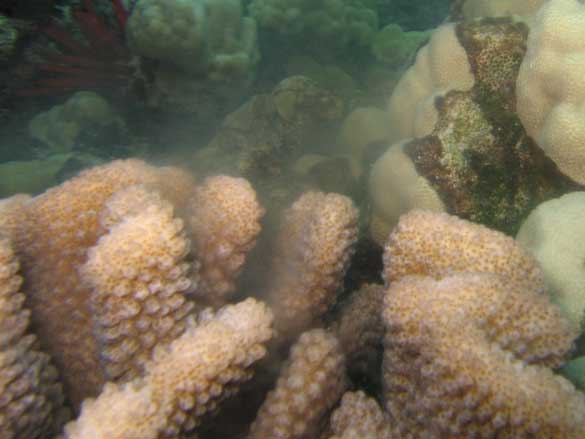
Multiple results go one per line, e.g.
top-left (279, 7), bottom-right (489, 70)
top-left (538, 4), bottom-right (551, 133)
top-left (4, 0), bottom-right (585, 438)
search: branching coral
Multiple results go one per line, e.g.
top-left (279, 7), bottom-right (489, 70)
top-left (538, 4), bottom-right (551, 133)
top-left (266, 191), bottom-right (358, 337)
top-left (383, 273), bottom-right (584, 438)
top-left (249, 329), bottom-right (346, 439)
top-left (10, 159), bottom-right (171, 406)
top-left (0, 235), bottom-right (66, 439)
top-left (382, 209), bottom-right (545, 290)
top-left (188, 175), bottom-right (264, 308)
top-left (328, 391), bottom-right (395, 439)
top-left (81, 185), bottom-right (197, 383)
top-left (0, 157), bottom-right (362, 438)
top-left (64, 298), bottom-right (274, 439)
top-left (2, 150), bottom-right (585, 439)
top-left (381, 210), bottom-right (583, 437)
top-left (0, 161), bottom-right (195, 406)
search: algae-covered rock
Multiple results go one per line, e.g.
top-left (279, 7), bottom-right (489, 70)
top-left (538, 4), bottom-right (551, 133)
top-left (285, 56), bottom-right (360, 103)
top-left (370, 18), bottom-right (578, 240)
top-left (203, 75), bottom-right (343, 179)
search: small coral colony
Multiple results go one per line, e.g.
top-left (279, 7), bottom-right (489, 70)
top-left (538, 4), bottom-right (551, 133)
top-left (2, 0), bottom-right (585, 438)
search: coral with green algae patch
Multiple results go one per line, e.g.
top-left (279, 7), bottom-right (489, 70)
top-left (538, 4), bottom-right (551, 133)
top-left (401, 18), bottom-right (579, 235)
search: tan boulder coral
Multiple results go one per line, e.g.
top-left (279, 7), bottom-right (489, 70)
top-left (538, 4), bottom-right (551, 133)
top-left (64, 298), bottom-right (274, 439)
top-left (0, 235), bottom-right (67, 439)
top-left (516, 192), bottom-right (585, 330)
top-left (373, 17), bottom-right (575, 242)
top-left (516, 0), bottom-right (585, 184)
top-left (368, 141), bottom-right (444, 244)
top-left (386, 23), bottom-right (475, 144)
top-left (338, 107), bottom-right (391, 179)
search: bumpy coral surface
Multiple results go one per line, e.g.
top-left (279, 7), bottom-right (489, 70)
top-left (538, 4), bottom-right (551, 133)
top-left (13, 159), bottom-right (166, 406)
top-left (188, 175), bottom-right (264, 307)
top-left (0, 159), bottom-right (201, 408)
top-left (64, 298), bottom-right (274, 439)
top-left (82, 185), bottom-right (196, 383)
top-left (328, 391), bottom-right (394, 439)
top-left (386, 23), bottom-right (475, 144)
top-left (516, 0), bottom-right (585, 184)
top-left (0, 236), bottom-right (66, 439)
top-left (383, 273), bottom-right (583, 438)
top-left (516, 192), bottom-right (585, 330)
top-left (383, 209), bottom-right (545, 290)
top-left (267, 191), bottom-right (358, 336)
top-left (249, 329), bottom-right (346, 439)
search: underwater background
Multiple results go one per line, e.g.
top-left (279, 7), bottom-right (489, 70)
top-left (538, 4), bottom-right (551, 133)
top-left (1, 0), bottom-right (585, 438)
